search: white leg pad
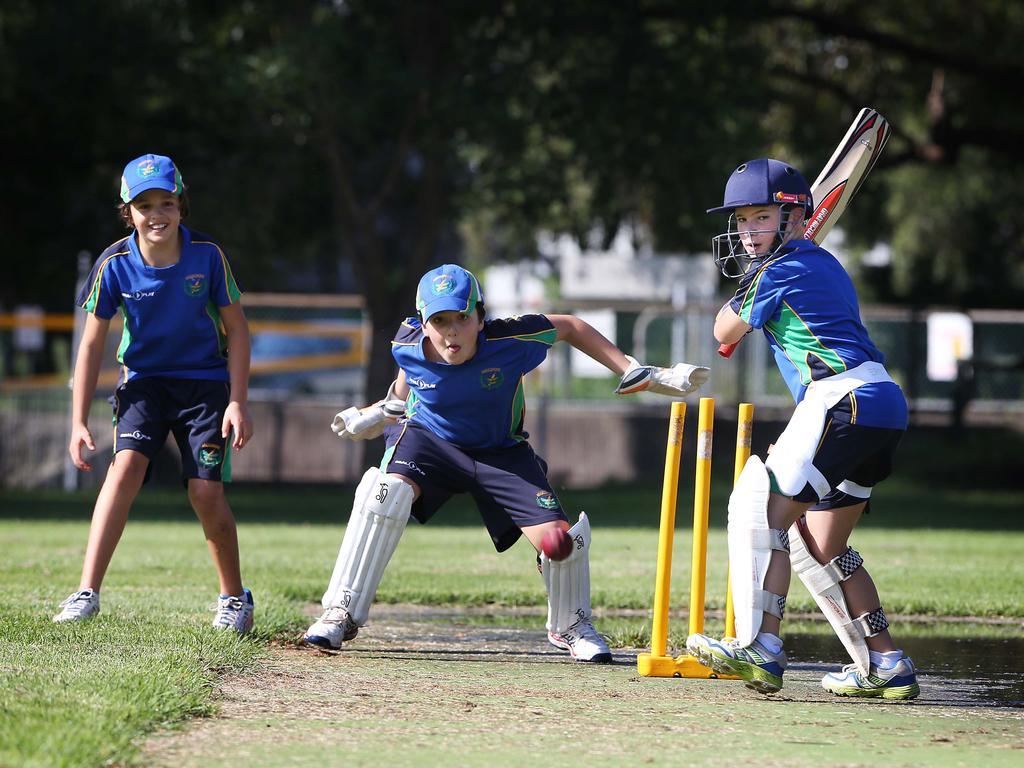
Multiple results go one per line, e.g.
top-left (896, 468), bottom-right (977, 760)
top-left (728, 455), bottom-right (790, 646)
top-left (765, 397), bottom-right (831, 499)
top-left (542, 512), bottom-right (592, 634)
top-left (321, 467), bottom-right (413, 625)
top-left (789, 519), bottom-right (879, 676)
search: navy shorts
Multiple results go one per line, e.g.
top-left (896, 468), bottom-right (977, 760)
top-left (789, 396), bottom-right (903, 509)
top-left (381, 421), bottom-right (566, 552)
top-left (111, 377), bottom-right (232, 483)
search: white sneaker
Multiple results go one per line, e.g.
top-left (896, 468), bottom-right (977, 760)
top-left (53, 589), bottom-right (100, 623)
top-left (548, 618), bottom-right (612, 663)
top-left (212, 588), bottom-right (254, 634)
top-left (303, 606), bottom-right (360, 650)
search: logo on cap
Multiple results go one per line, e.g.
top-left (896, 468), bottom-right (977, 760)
top-left (137, 158), bottom-right (160, 178)
top-left (431, 274), bottom-right (456, 296)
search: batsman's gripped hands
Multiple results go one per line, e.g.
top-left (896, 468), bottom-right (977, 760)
top-left (614, 355), bottom-right (710, 398)
top-left (331, 398), bottom-right (406, 440)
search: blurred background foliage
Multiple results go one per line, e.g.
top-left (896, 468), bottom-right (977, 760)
top-left (3, 0), bottom-right (1022, 395)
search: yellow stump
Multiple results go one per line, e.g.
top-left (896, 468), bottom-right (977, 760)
top-left (688, 397), bottom-right (715, 636)
top-left (647, 401), bottom-right (685, 660)
top-left (638, 398), bottom-right (731, 678)
top-left (725, 403), bottom-right (754, 640)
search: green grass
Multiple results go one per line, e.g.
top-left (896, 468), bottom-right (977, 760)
top-left (2, 483), bottom-right (1023, 767)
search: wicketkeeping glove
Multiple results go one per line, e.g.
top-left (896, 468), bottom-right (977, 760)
top-left (330, 380), bottom-right (407, 440)
top-left (614, 355), bottom-right (710, 398)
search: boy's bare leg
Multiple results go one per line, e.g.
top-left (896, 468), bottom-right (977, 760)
top-left (803, 503), bottom-right (897, 652)
top-left (188, 478), bottom-right (243, 596)
top-left (79, 449), bottom-right (149, 590)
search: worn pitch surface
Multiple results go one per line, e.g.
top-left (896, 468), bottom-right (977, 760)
top-left (143, 607), bottom-right (1024, 768)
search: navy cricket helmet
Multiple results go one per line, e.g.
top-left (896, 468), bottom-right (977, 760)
top-left (706, 158), bottom-right (812, 215)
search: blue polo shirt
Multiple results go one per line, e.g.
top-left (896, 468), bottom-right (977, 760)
top-left (392, 314), bottom-right (557, 450)
top-left (730, 239), bottom-right (906, 428)
top-left (77, 225), bottom-right (242, 382)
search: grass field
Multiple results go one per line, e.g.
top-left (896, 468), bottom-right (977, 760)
top-left (2, 482), bottom-right (1023, 767)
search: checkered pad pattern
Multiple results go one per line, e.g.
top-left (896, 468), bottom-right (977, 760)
top-left (777, 528), bottom-right (790, 552)
top-left (834, 546), bottom-right (864, 577)
top-left (776, 594), bottom-right (787, 617)
top-left (865, 606), bottom-right (889, 635)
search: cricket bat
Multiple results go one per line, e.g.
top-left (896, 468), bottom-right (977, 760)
top-left (718, 107), bottom-right (892, 358)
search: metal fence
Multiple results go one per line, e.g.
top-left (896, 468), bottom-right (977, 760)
top-left (2, 296), bottom-right (1022, 489)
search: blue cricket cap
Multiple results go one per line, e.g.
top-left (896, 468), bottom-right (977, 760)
top-left (119, 154), bottom-right (185, 203)
top-left (707, 158), bottom-right (811, 214)
top-left (415, 264), bottom-right (484, 321)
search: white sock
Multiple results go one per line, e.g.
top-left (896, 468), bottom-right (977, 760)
top-left (755, 632), bottom-right (783, 655)
top-left (869, 649), bottom-right (903, 669)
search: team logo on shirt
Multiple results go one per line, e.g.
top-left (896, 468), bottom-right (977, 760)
top-left (535, 491), bottom-right (560, 510)
top-left (431, 274), bottom-right (456, 295)
top-left (184, 273), bottom-right (207, 297)
top-left (480, 367), bottom-right (504, 390)
top-left (198, 443), bottom-right (224, 467)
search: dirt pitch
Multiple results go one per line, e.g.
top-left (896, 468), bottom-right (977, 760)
top-left (143, 606), bottom-right (1024, 768)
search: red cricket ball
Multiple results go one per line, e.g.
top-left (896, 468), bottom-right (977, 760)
top-left (541, 527), bottom-right (573, 561)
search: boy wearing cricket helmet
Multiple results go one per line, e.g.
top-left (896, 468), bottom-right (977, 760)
top-left (686, 158), bottom-right (919, 699)
top-left (54, 154), bottom-right (256, 633)
top-left (304, 263), bottom-right (710, 662)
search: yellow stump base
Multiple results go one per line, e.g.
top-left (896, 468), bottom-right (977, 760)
top-left (636, 652), bottom-right (741, 679)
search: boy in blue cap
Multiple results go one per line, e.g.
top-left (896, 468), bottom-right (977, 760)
top-left (304, 263), bottom-right (710, 661)
top-left (54, 154), bottom-right (256, 633)
top-left (686, 158), bottom-right (919, 699)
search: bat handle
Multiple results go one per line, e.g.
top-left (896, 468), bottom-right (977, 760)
top-left (718, 342), bottom-right (738, 359)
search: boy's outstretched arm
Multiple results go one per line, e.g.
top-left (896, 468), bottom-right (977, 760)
top-left (549, 313), bottom-right (710, 397)
top-left (69, 313), bottom-right (110, 471)
top-left (549, 314), bottom-right (632, 375)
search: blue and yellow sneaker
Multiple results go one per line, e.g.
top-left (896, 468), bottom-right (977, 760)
top-left (686, 633), bottom-right (787, 694)
top-left (821, 656), bottom-right (920, 700)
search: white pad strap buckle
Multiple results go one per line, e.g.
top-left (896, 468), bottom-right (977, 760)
top-left (542, 512), bottom-right (593, 634)
top-left (753, 590), bottom-right (786, 620)
top-left (321, 467), bottom-right (413, 625)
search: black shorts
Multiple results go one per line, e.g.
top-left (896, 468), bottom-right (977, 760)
top-left (381, 421), bottom-right (566, 552)
top-left (791, 397), bottom-right (903, 508)
top-left (111, 377), bottom-right (232, 483)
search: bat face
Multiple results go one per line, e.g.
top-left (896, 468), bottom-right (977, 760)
top-left (803, 108), bottom-right (891, 244)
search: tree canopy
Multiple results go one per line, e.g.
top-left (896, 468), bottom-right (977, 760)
top-left (3, 0), bottom-right (1021, 393)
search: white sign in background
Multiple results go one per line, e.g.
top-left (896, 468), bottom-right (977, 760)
top-left (926, 311), bottom-right (973, 382)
